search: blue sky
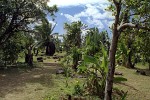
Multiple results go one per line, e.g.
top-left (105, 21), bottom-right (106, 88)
top-left (47, 0), bottom-right (114, 36)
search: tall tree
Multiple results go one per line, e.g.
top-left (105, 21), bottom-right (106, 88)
top-left (0, 0), bottom-right (57, 46)
top-left (104, 0), bottom-right (150, 99)
top-left (137, 30), bottom-right (150, 70)
top-left (64, 21), bottom-right (85, 70)
top-left (117, 29), bottom-right (137, 68)
top-left (64, 21), bottom-right (84, 48)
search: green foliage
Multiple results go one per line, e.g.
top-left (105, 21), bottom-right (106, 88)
top-left (113, 87), bottom-right (128, 100)
top-left (0, 32), bottom-right (27, 66)
top-left (136, 30), bottom-right (150, 68)
top-left (78, 45), bottom-right (108, 99)
top-left (63, 21), bottom-right (84, 69)
top-left (84, 28), bottom-right (110, 56)
top-left (73, 81), bottom-right (83, 96)
top-left (64, 21), bottom-right (85, 49)
top-left (0, 0), bottom-right (58, 45)
top-left (61, 53), bottom-right (74, 81)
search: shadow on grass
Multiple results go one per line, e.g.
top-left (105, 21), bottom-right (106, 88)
top-left (0, 62), bottom-right (59, 98)
top-left (115, 82), bottom-right (138, 91)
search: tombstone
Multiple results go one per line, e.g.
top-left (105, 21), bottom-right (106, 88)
top-left (45, 41), bottom-right (56, 56)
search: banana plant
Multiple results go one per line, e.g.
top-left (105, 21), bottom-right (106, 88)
top-left (78, 44), bottom-right (108, 98)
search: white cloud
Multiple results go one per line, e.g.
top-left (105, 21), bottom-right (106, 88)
top-left (48, 0), bottom-right (109, 8)
top-left (74, 4), bottom-right (114, 20)
top-left (64, 14), bottom-right (81, 22)
top-left (86, 17), bottom-right (104, 29)
top-left (63, 3), bottom-right (114, 30)
top-left (48, 0), bottom-right (114, 31)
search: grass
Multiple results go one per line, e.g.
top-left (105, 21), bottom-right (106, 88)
top-left (43, 75), bottom-right (83, 100)
top-left (114, 64), bottom-right (150, 100)
top-left (1, 52), bottom-right (150, 100)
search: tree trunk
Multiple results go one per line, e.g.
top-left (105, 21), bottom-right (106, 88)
top-left (104, 33), bottom-right (119, 100)
top-left (126, 36), bottom-right (134, 68)
top-left (126, 50), bottom-right (134, 68)
top-left (25, 46), bottom-right (33, 67)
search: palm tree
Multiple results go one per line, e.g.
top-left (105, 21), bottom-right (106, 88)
top-left (34, 19), bottom-right (56, 56)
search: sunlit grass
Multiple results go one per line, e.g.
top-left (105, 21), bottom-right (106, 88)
top-left (115, 65), bottom-right (150, 100)
top-left (16, 52), bottom-right (150, 100)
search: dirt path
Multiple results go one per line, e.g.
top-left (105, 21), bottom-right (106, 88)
top-left (0, 63), bottom-right (60, 100)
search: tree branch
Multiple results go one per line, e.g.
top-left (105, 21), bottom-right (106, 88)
top-left (118, 23), bottom-right (150, 31)
top-left (113, 0), bottom-right (122, 5)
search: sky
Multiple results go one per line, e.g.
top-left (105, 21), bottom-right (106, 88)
top-left (47, 0), bottom-right (114, 36)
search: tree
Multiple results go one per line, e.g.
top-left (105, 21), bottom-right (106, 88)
top-left (64, 21), bottom-right (85, 48)
top-left (84, 27), bottom-right (101, 56)
top-left (0, 0), bottom-right (57, 46)
top-left (117, 29), bottom-right (137, 68)
top-left (104, 0), bottom-right (150, 100)
top-left (24, 34), bottom-right (35, 66)
top-left (137, 30), bottom-right (150, 70)
top-left (53, 33), bottom-right (62, 52)
top-left (34, 19), bottom-right (57, 56)
top-left (64, 21), bottom-right (85, 70)
top-left (0, 32), bottom-right (26, 66)
top-left (84, 28), bottom-right (110, 56)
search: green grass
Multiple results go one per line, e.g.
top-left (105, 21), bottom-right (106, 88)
top-left (115, 65), bottom-right (150, 100)
top-left (16, 53), bottom-right (150, 100)
top-left (43, 75), bottom-right (83, 100)
top-left (135, 62), bottom-right (149, 69)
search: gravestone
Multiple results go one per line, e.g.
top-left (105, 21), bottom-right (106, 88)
top-left (45, 42), bottom-right (56, 56)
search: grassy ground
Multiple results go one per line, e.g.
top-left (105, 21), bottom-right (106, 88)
top-left (1, 53), bottom-right (150, 100)
top-left (114, 64), bottom-right (150, 100)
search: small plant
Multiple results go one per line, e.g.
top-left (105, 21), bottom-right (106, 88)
top-left (73, 81), bottom-right (83, 96)
top-left (113, 87), bottom-right (128, 100)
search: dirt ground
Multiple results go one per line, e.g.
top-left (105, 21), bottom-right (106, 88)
top-left (0, 63), bottom-right (60, 100)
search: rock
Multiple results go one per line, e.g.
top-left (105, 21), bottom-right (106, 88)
top-left (115, 72), bottom-right (123, 75)
top-left (140, 71), bottom-right (146, 75)
top-left (77, 75), bottom-right (87, 78)
top-left (37, 57), bottom-right (43, 62)
top-left (53, 56), bottom-right (59, 59)
top-left (136, 70), bottom-right (146, 75)
top-left (56, 68), bottom-right (65, 74)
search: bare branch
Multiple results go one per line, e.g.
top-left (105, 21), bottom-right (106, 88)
top-left (118, 23), bottom-right (150, 31)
